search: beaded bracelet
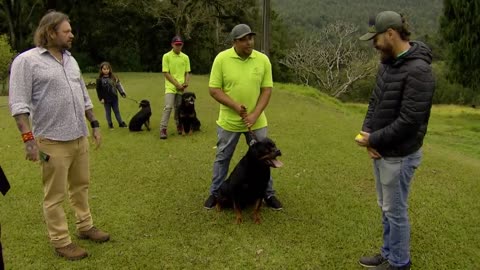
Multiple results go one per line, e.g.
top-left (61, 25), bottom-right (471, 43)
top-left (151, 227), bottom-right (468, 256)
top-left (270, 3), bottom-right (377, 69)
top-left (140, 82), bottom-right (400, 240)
top-left (22, 131), bottom-right (35, 143)
top-left (90, 120), bottom-right (100, 128)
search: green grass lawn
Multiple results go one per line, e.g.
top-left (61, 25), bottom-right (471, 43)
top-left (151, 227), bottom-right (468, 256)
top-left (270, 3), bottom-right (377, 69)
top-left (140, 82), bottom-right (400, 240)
top-left (0, 74), bottom-right (479, 269)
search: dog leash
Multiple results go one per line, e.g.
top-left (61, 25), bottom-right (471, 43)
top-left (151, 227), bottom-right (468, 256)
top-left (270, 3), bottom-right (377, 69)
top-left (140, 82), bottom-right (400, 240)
top-left (124, 97), bottom-right (139, 104)
top-left (248, 127), bottom-right (258, 146)
top-left (241, 105), bottom-right (258, 145)
top-left (123, 97), bottom-right (142, 122)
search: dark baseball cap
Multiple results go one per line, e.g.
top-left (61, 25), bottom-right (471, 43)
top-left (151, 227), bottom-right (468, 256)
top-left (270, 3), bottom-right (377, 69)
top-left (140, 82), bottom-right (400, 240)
top-left (359, 11), bottom-right (403, 41)
top-left (231, 24), bottom-right (256, 40)
top-left (171, 36), bottom-right (183, 45)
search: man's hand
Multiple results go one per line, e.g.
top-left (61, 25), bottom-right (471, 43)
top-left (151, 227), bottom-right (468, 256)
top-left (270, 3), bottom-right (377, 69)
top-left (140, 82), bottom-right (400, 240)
top-left (355, 131), bottom-right (371, 147)
top-left (238, 105), bottom-right (258, 128)
top-left (176, 83), bottom-right (185, 92)
top-left (121, 93), bottom-right (126, 98)
top-left (25, 140), bottom-right (39, 162)
top-left (367, 147), bottom-right (382, 159)
top-left (238, 105), bottom-right (248, 118)
top-left (242, 113), bottom-right (258, 128)
top-left (182, 83), bottom-right (189, 89)
top-left (91, 127), bottom-right (101, 150)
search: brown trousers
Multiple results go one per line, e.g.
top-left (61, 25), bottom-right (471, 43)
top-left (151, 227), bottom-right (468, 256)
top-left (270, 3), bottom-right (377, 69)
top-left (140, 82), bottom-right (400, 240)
top-left (37, 136), bottom-right (93, 248)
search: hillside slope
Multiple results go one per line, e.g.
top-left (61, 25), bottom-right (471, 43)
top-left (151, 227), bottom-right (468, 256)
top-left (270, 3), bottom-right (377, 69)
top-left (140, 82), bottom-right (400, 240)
top-left (273, 0), bottom-right (443, 36)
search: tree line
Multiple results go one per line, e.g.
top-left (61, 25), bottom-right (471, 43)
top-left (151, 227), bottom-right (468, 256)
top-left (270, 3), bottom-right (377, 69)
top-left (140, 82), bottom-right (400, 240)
top-left (0, 0), bottom-right (478, 105)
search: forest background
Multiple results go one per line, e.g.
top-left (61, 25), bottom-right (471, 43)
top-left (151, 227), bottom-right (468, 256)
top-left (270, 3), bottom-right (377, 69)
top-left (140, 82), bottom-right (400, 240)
top-left (0, 0), bottom-right (478, 105)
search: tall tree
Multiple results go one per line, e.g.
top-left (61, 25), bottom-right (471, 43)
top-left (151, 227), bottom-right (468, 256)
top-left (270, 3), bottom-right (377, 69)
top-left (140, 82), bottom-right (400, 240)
top-left (0, 0), bottom-right (45, 51)
top-left (106, 0), bottom-right (259, 72)
top-left (440, 0), bottom-right (480, 93)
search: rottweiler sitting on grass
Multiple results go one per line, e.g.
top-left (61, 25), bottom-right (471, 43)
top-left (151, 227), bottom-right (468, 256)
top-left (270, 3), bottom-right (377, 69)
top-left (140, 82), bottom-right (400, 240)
top-left (216, 137), bottom-right (283, 224)
top-left (128, 99), bottom-right (152, 132)
top-left (178, 92), bottom-right (201, 135)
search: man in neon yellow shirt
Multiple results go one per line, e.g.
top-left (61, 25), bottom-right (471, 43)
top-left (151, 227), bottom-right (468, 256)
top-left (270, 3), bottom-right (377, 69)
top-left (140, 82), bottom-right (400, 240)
top-left (204, 24), bottom-right (283, 210)
top-left (159, 36), bottom-right (191, 139)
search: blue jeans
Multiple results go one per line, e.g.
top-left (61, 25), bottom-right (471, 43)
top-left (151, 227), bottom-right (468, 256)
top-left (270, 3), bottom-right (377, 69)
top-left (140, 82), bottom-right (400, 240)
top-left (104, 99), bottom-right (124, 126)
top-left (209, 126), bottom-right (275, 198)
top-left (373, 150), bottom-right (422, 267)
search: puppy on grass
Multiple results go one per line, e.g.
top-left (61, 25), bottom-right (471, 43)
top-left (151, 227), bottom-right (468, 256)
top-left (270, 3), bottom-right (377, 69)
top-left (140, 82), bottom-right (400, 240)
top-left (128, 100), bottom-right (152, 132)
top-left (216, 138), bottom-right (283, 224)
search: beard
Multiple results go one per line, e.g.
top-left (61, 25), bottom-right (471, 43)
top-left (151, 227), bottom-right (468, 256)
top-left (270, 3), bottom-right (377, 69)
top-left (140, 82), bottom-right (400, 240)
top-left (376, 43), bottom-right (395, 62)
top-left (62, 40), bottom-right (72, 50)
top-left (56, 39), bottom-right (72, 50)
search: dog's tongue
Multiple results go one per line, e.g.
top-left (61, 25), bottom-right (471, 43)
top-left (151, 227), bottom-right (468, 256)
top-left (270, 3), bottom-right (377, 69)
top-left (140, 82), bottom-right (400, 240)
top-left (271, 159), bottom-right (283, 168)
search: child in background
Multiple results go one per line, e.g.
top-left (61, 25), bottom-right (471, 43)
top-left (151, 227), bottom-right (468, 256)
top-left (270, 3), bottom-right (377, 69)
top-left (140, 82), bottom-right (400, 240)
top-left (96, 62), bottom-right (127, 129)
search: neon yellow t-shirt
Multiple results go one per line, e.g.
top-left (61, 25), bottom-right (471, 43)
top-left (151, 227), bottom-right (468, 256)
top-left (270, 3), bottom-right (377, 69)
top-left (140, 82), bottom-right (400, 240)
top-left (162, 50), bottom-right (191, 94)
top-left (209, 48), bottom-right (273, 132)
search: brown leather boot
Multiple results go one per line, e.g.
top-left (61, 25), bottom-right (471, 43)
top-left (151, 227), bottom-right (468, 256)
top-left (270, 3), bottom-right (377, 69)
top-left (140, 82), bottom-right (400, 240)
top-left (55, 243), bottom-right (88, 260)
top-left (78, 226), bottom-right (110, 243)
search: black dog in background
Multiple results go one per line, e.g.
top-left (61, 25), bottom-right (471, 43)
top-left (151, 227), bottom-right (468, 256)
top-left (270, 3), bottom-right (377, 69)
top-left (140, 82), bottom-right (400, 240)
top-left (216, 138), bottom-right (283, 224)
top-left (128, 99), bottom-right (152, 131)
top-left (178, 92), bottom-right (201, 135)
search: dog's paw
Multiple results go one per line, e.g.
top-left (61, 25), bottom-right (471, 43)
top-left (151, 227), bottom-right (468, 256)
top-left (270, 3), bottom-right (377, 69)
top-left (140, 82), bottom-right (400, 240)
top-left (253, 213), bottom-right (262, 224)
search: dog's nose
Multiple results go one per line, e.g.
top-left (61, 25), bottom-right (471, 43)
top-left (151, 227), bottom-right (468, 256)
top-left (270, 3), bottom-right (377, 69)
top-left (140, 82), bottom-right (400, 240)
top-left (276, 150), bottom-right (282, 156)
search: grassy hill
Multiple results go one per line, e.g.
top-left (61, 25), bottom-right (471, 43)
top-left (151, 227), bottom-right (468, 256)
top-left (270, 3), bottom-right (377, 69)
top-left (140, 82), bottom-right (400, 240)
top-left (273, 0), bottom-right (443, 37)
top-left (0, 74), bottom-right (478, 269)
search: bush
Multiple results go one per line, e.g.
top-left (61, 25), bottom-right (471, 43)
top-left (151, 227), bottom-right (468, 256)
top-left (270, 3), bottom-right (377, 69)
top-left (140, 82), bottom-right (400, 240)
top-left (339, 78), bottom-right (375, 103)
top-left (433, 61), bottom-right (477, 105)
top-left (106, 44), bottom-right (142, 72)
top-left (0, 34), bottom-right (16, 96)
top-left (73, 51), bottom-right (98, 73)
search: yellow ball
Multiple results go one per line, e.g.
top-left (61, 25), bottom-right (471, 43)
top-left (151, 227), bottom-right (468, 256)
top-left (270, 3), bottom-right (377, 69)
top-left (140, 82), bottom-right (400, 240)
top-left (355, 134), bottom-right (363, 140)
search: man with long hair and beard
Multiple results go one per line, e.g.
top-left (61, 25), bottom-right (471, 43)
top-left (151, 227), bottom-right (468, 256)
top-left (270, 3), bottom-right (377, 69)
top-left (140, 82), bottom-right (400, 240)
top-left (9, 11), bottom-right (110, 260)
top-left (355, 11), bottom-right (435, 270)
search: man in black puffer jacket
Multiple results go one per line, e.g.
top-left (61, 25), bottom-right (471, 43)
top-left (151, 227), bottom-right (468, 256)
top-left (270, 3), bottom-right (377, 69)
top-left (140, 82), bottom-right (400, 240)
top-left (355, 11), bottom-right (435, 270)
